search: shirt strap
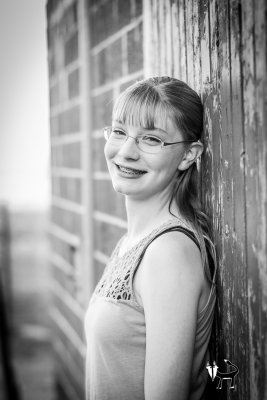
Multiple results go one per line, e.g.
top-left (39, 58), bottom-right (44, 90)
top-left (134, 226), bottom-right (200, 277)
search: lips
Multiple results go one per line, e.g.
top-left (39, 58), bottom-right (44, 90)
top-left (115, 163), bottom-right (147, 175)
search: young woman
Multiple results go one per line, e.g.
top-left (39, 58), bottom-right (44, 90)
top-left (85, 76), bottom-right (216, 400)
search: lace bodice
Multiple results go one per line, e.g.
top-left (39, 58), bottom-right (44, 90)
top-left (93, 218), bottom-right (193, 308)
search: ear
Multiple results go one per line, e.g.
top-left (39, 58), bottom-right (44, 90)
top-left (177, 141), bottom-right (204, 171)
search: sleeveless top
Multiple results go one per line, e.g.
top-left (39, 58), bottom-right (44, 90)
top-left (84, 219), bottom-right (216, 400)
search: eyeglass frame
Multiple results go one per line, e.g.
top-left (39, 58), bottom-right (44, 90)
top-left (103, 126), bottom-right (198, 153)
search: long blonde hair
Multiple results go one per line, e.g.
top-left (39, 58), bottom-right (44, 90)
top-left (112, 76), bottom-right (216, 283)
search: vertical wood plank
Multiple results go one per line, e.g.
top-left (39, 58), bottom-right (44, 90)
top-left (178, 0), bottom-right (187, 81)
top-left (229, 1), bottom-right (250, 398)
top-left (200, 0), bottom-right (213, 222)
top-left (254, 10), bottom-right (267, 394)
top-left (208, 5), bottom-right (228, 396)
top-left (152, 0), bottom-right (160, 75)
top-left (241, 1), bottom-right (259, 398)
top-left (165, 0), bottom-right (173, 76)
top-left (242, 0), bottom-right (267, 398)
top-left (171, 0), bottom-right (180, 77)
top-left (192, 0), bottom-right (201, 92)
top-left (158, 0), bottom-right (165, 74)
top-left (185, 0), bottom-right (194, 86)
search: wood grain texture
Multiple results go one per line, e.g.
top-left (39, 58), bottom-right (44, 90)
top-left (143, 0), bottom-right (267, 398)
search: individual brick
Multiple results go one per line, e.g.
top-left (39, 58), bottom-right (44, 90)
top-left (92, 137), bottom-right (107, 171)
top-left (92, 91), bottom-right (114, 129)
top-left (93, 180), bottom-right (127, 220)
top-left (94, 259), bottom-right (107, 286)
top-left (62, 142), bottom-right (81, 168)
top-left (52, 317), bottom-right (85, 389)
top-left (51, 206), bottom-right (82, 237)
top-left (127, 22), bottom-right (143, 73)
top-left (89, 0), bottom-right (115, 47)
top-left (52, 292), bottom-right (84, 342)
top-left (58, 177), bottom-right (82, 203)
top-left (50, 236), bottom-right (75, 266)
top-left (64, 31), bottom-right (78, 66)
top-left (46, 0), bottom-right (64, 19)
top-left (118, 0), bottom-right (131, 29)
top-left (50, 115), bottom-right (60, 136)
top-left (135, 0), bottom-right (142, 17)
top-left (52, 259), bottom-right (76, 298)
top-left (59, 105), bottom-right (80, 134)
top-left (106, 39), bottom-right (123, 82)
top-left (93, 220), bottom-right (126, 257)
top-left (50, 83), bottom-right (60, 107)
top-left (54, 348), bottom-right (85, 400)
top-left (59, 2), bottom-right (78, 37)
top-left (51, 142), bottom-right (81, 169)
top-left (97, 49), bottom-right (107, 87)
top-left (92, 39), bottom-right (122, 88)
top-left (68, 68), bottom-right (79, 99)
top-left (48, 53), bottom-right (56, 77)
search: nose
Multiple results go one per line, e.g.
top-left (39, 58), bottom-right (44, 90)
top-left (117, 135), bottom-right (140, 160)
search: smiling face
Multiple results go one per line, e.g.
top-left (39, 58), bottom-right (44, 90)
top-left (104, 118), bottom-right (187, 202)
top-left (104, 79), bottom-right (203, 203)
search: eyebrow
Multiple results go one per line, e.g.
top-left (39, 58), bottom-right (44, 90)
top-left (113, 120), bottom-right (168, 136)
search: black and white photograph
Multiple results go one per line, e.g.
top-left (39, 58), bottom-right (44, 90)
top-left (0, 1), bottom-right (266, 400)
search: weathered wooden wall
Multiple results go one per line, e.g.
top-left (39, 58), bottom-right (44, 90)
top-left (144, 0), bottom-right (267, 399)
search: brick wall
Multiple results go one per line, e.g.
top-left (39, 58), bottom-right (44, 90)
top-left (89, 0), bottom-right (143, 287)
top-left (47, 0), bottom-right (89, 398)
top-left (47, 0), bottom-right (143, 399)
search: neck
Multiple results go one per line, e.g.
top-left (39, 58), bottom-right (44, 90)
top-left (124, 192), bottom-right (181, 241)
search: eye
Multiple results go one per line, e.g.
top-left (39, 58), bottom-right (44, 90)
top-left (111, 128), bottom-right (127, 138)
top-left (141, 135), bottom-right (162, 146)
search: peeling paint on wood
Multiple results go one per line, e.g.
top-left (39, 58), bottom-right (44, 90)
top-left (143, 0), bottom-right (267, 398)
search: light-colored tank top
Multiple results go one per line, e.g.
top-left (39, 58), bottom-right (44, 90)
top-left (84, 219), bottom-right (216, 400)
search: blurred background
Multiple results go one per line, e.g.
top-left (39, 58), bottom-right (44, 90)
top-left (0, 1), bottom-right (266, 400)
top-left (0, 0), bottom-right (53, 399)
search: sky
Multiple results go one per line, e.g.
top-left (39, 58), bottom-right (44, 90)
top-left (0, 0), bottom-right (50, 211)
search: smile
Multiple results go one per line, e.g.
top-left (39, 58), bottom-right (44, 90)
top-left (115, 163), bottom-right (147, 176)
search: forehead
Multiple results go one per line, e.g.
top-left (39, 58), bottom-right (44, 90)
top-left (112, 88), bottom-right (178, 135)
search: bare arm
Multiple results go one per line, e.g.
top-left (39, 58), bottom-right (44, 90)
top-left (139, 232), bottom-right (205, 400)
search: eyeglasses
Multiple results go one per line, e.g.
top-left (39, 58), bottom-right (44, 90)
top-left (103, 126), bottom-right (196, 154)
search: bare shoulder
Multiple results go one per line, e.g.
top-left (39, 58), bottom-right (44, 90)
top-left (136, 231), bottom-right (207, 309)
top-left (143, 230), bottom-right (204, 281)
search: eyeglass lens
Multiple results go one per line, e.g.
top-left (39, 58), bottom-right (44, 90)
top-left (104, 128), bottom-right (162, 154)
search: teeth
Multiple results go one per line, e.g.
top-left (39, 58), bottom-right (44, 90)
top-left (118, 165), bottom-right (144, 174)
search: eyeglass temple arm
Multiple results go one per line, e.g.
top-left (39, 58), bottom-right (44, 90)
top-left (163, 139), bottom-right (199, 146)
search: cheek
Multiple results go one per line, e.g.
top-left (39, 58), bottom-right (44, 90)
top-left (104, 142), bottom-right (116, 164)
top-left (151, 154), bottom-right (179, 176)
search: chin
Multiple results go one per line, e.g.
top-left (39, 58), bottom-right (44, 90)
top-left (111, 181), bottom-right (134, 196)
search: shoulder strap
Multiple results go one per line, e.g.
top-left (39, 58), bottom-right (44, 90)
top-left (133, 225), bottom-right (215, 282)
top-left (133, 226), bottom-right (200, 278)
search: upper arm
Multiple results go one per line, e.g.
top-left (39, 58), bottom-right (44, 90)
top-left (139, 232), bottom-right (204, 400)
